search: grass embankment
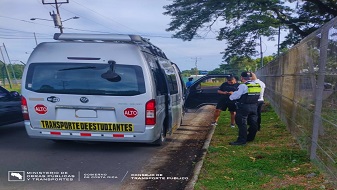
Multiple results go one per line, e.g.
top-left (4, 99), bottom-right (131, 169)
top-left (195, 103), bottom-right (335, 190)
top-left (2, 84), bottom-right (21, 93)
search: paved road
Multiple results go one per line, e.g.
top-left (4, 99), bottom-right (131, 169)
top-left (0, 106), bottom-right (214, 190)
top-left (0, 122), bottom-right (162, 190)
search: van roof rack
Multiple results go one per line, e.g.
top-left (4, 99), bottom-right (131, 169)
top-left (53, 33), bottom-right (168, 59)
top-left (53, 33), bottom-right (143, 42)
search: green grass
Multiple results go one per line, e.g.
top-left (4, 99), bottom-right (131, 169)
top-left (201, 82), bottom-right (223, 87)
top-left (2, 83), bottom-right (21, 93)
top-left (195, 103), bottom-right (335, 190)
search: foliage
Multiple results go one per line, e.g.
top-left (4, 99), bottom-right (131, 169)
top-left (218, 64), bottom-right (238, 76)
top-left (228, 56), bottom-right (257, 74)
top-left (181, 70), bottom-right (193, 77)
top-left (163, 0), bottom-right (337, 62)
top-left (207, 55), bottom-right (275, 76)
top-left (255, 55), bottom-right (275, 68)
top-left (0, 62), bottom-right (24, 81)
top-left (181, 68), bottom-right (200, 77)
top-left (2, 84), bottom-right (21, 92)
top-left (207, 68), bottom-right (224, 75)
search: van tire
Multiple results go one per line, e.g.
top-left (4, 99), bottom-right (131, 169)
top-left (152, 126), bottom-right (166, 146)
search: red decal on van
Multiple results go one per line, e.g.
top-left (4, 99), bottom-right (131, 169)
top-left (124, 108), bottom-right (138, 118)
top-left (34, 104), bottom-right (48, 114)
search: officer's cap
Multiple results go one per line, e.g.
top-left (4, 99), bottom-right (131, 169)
top-left (226, 74), bottom-right (234, 80)
top-left (241, 71), bottom-right (252, 78)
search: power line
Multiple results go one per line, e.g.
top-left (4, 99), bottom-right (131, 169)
top-left (71, 0), bottom-right (140, 33)
top-left (59, 6), bottom-right (120, 33)
top-left (0, 10), bottom-right (217, 40)
top-left (0, 15), bottom-right (35, 24)
top-left (0, 1), bottom-right (220, 40)
top-left (0, 15), bottom-right (56, 29)
top-left (0, 14), bottom-right (112, 36)
top-left (62, 27), bottom-right (112, 33)
top-left (0, 27), bottom-right (50, 36)
top-left (0, 27), bottom-right (52, 40)
top-left (0, 36), bottom-right (51, 40)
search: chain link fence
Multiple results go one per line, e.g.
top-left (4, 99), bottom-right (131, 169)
top-left (256, 17), bottom-right (337, 183)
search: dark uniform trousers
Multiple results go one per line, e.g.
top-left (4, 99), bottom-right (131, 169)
top-left (235, 103), bottom-right (258, 143)
top-left (257, 101), bottom-right (264, 131)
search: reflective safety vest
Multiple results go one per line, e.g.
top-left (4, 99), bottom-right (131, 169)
top-left (238, 82), bottom-right (262, 104)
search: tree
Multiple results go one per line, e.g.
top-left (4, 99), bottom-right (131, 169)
top-left (164, 0), bottom-right (337, 62)
top-left (255, 55), bottom-right (275, 68)
top-left (227, 56), bottom-right (257, 75)
top-left (208, 68), bottom-right (224, 74)
top-left (211, 55), bottom-right (275, 76)
top-left (0, 63), bottom-right (24, 81)
top-left (181, 67), bottom-right (201, 76)
top-left (181, 69), bottom-right (193, 77)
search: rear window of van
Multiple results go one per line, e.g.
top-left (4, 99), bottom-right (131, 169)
top-left (25, 63), bottom-right (146, 96)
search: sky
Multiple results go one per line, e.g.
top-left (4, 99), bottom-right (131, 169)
top-left (0, 0), bottom-right (279, 71)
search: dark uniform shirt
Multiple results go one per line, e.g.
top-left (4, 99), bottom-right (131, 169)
top-left (218, 82), bottom-right (239, 102)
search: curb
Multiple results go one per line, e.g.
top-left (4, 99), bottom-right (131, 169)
top-left (184, 123), bottom-right (216, 190)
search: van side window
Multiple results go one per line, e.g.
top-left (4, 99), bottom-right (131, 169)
top-left (144, 53), bottom-right (167, 95)
top-left (167, 74), bottom-right (178, 94)
top-left (157, 58), bottom-right (179, 95)
top-left (154, 69), bottom-right (168, 95)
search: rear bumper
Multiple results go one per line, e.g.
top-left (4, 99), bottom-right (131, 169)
top-left (24, 121), bottom-right (161, 143)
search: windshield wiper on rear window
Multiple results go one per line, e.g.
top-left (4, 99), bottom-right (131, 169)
top-left (101, 60), bottom-right (121, 82)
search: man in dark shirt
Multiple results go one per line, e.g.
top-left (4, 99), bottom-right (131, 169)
top-left (211, 75), bottom-right (239, 128)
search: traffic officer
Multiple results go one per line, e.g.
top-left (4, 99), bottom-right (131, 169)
top-left (251, 72), bottom-right (266, 131)
top-left (228, 71), bottom-right (261, 145)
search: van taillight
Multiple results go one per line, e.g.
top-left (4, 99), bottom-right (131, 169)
top-left (145, 99), bottom-right (156, 125)
top-left (21, 96), bottom-right (30, 120)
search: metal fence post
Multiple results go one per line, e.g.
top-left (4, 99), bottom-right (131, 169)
top-left (309, 22), bottom-right (330, 160)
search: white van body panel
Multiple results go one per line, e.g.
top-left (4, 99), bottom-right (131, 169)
top-left (21, 34), bottom-right (184, 144)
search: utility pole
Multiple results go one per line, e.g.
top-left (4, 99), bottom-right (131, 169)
top-left (0, 47), bottom-right (12, 88)
top-left (3, 43), bottom-right (17, 85)
top-left (34, 32), bottom-right (38, 46)
top-left (192, 57), bottom-right (201, 76)
top-left (42, 0), bottom-right (69, 33)
top-left (277, 25), bottom-right (280, 57)
top-left (259, 36), bottom-right (263, 68)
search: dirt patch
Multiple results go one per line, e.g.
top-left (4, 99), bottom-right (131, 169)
top-left (120, 105), bottom-right (215, 190)
top-left (262, 174), bottom-right (331, 189)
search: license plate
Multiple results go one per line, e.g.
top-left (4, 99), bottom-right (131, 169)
top-left (40, 120), bottom-right (134, 132)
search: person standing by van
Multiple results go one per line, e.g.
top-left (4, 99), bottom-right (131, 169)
top-left (211, 75), bottom-right (239, 128)
top-left (251, 72), bottom-right (266, 131)
top-left (228, 71), bottom-right (261, 145)
top-left (186, 77), bottom-right (193, 88)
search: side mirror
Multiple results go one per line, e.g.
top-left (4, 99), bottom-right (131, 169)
top-left (196, 84), bottom-right (201, 90)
